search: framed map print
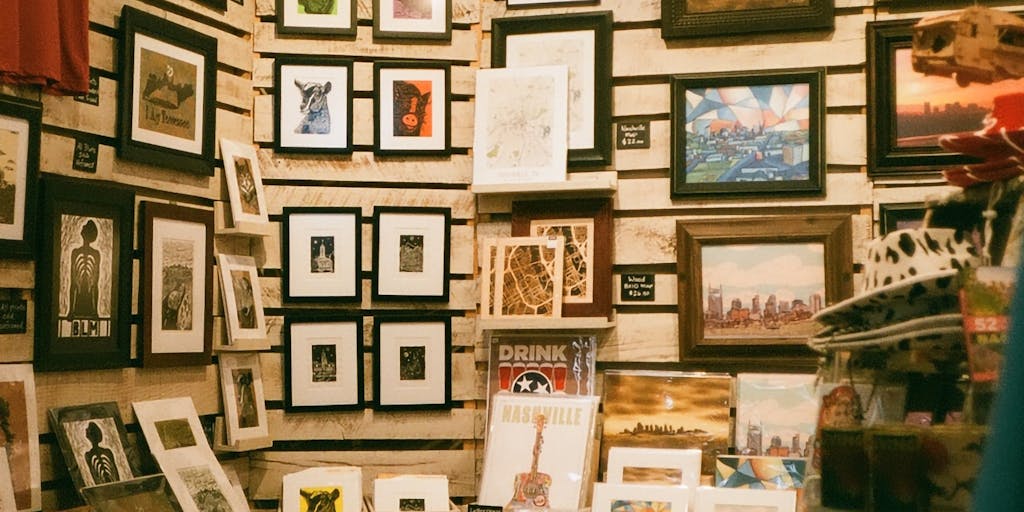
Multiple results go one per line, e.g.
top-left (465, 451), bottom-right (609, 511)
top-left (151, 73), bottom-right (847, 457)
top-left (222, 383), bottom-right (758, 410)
top-left (0, 95), bottom-right (40, 258)
top-left (285, 315), bottom-right (364, 412)
top-left (118, 6), bottom-right (218, 175)
top-left (276, 0), bottom-right (356, 36)
top-left (374, 61), bottom-right (450, 155)
top-left (274, 56), bottom-right (354, 154)
top-left (372, 206), bottom-right (451, 301)
top-left (494, 236), bottom-right (565, 319)
top-left (373, 317), bottom-right (452, 410)
top-left (48, 402), bottom-right (138, 494)
top-left (283, 207), bottom-right (361, 303)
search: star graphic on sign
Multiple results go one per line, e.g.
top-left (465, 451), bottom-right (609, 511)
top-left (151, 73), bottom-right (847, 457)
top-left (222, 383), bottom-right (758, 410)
top-left (512, 371), bottom-right (552, 393)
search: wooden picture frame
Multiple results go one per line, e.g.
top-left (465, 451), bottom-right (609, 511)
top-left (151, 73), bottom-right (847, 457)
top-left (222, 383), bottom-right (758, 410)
top-left (284, 314), bottom-right (365, 412)
top-left (283, 207), bottom-right (362, 303)
top-left (373, 61), bottom-right (451, 156)
top-left (491, 11), bottom-right (613, 166)
top-left (372, 0), bottom-right (452, 40)
top-left (661, 0), bottom-right (833, 39)
top-left (217, 254), bottom-right (268, 347)
top-left (81, 474), bottom-right (183, 512)
top-left (0, 364), bottom-right (39, 512)
top-left (219, 139), bottom-right (269, 227)
top-left (372, 206), bottom-right (451, 301)
top-left (274, 56), bottom-right (354, 154)
top-left (511, 198), bottom-right (612, 318)
top-left (141, 202), bottom-right (214, 367)
top-left (879, 202), bottom-right (928, 235)
top-left (35, 176), bottom-right (134, 371)
top-left (0, 95), bottom-right (40, 258)
top-left (117, 6), bottom-right (217, 176)
top-left (373, 317), bottom-right (452, 410)
top-left (676, 214), bottom-right (853, 362)
top-left (867, 18), bottom-right (1024, 176)
top-left (493, 236), bottom-right (565, 319)
top-left (48, 402), bottom-right (138, 494)
top-left (671, 68), bottom-right (826, 198)
top-left (276, 0), bottom-right (356, 36)
top-left (218, 352), bottom-right (269, 445)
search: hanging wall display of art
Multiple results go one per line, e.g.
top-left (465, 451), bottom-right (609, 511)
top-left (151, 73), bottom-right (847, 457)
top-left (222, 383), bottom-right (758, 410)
top-left (0, 364), bottom-right (39, 512)
top-left (0, 95), bottom-right (40, 258)
top-left (374, 61), bottom-right (451, 156)
top-left (284, 315), bottom-right (365, 411)
top-left (275, 56), bottom-right (354, 154)
top-left (661, 0), bottom-right (833, 39)
top-left (117, 6), bottom-right (218, 175)
top-left (373, 317), bottom-right (452, 410)
top-left (373, 0), bottom-right (452, 40)
top-left (276, 0), bottom-right (356, 36)
top-left (48, 402), bottom-right (138, 494)
top-left (35, 176), bottom-right (134, 371)
top-left (283, 207), bottom-right (362, 303)
top-left (372, 206), bottom-right (451, 301)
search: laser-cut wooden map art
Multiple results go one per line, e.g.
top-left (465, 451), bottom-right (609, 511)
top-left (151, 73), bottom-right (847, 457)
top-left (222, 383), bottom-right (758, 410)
top-left (494, 236), bottom-right (565, 318)
top-left (531, 218), bottom-right (593, 305)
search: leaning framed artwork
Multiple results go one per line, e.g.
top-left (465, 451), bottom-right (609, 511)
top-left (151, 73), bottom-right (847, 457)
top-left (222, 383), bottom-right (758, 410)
top-left (591, 482), bottom-right (691, 512)
top-left (0, 95), bottom-right (40, 258)
top-left (372, 0), bottom-right (451, 40)
top-left (48, 402), bottom-right (138, 493)
top-left (493, 236), bottom-right (565, 319)
top-left (373, 317), bottom-right (452, 410)
top-left (374, 61), bottom-right (450, 156)
top-left (35, 176), bottom-right (134, 371)
top-left (671, 68), bottom-right (825, 197)
top-left (218, 352), bottom-right (269, 445)
top-left (372, 206), bottom-right (451, 301)
top-left (491, 11), bottom-right (612, 166)
top-left (0, 364), bottom-right (39, 512)
top-left (219, 139), bottom-right (269, 227)
top-left (81, 474), bottom-right (183, 512)
top-left (274, 56), bottom-right (353, 154)
top-left (661, 0), bottom-right (833, 39)
top-left (283, 207), bottom-right (362, 303)
top-left (142, 202), bottom-right (214, 367)
top-left (217, 254), bottom-right (268, 347)
top-left (284, 314), bottom-right (364, 412)
top-left (676, 214), bottom-right (853, 361)
top-left (276, 0), bottom-right (356, 36)
top-left (117, 6), bottom-right (217, 175)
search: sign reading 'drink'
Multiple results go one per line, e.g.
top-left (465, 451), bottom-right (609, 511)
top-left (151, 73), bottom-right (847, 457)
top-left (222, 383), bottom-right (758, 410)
top-left (0, 289), bottom-right (28, 334)
top-left (616, 121), bottom-right (650, 149)
top-left (620, 273), bottom-right (655, 301)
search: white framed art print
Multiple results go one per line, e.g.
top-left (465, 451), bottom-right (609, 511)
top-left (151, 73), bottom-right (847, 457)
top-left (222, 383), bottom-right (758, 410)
top-left (219, 138), bottom-right (269, 227)
top-left (373, 317), bottom-right (451, 410)
top-left (283, 207), bottom-right (361, 303)
top-left (217, 254), bottom-right (267, 348)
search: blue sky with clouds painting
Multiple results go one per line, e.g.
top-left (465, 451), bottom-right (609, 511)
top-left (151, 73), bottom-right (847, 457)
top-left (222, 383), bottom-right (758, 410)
top-left (701, 243), bottom-right (824, 309)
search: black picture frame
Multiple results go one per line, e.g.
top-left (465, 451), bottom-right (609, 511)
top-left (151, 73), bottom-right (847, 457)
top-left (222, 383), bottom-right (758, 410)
top-left (117, 6), bottom-right (218, 176)
top-left (192, 0), bottom-right (228, 10)
top-left (274, 56), bottom-right (354, 154)
top-left (372, 316), bottom-right (452, 410)
top-left (372, 206), bottom-right (451, 302)
top-left (879, 202), bottom-right (928, 235)
top-left (372, 0), bottom-right (452, 41)
top-left (0, 94), bottom-right (41, 258)
top-left (35, 176), bottom-right (134, 371)
top-left (284, 314), bottom-right (365, 412)
top-left (48, 401), bottom-right (140, 495)
top-left (282, 206), bottom-right (363, 303)
top-left (373, 61), bottom-right (451, 156)
top-left (661, 0), bottom-right (833, 39)
top-left (491, 11), bottom-right (613, 167)
top-left (670, 68), bottom-right (826, 198)
top-left (275, 0), bottom-right (357, 36)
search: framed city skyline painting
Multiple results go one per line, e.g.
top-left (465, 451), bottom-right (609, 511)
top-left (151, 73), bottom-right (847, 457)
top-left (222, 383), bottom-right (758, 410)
top-left (373, 317), bottom-right (452, 410)
top-left (284, 314), bottom-right (364, 412)
top-left (35, 176), bottom-right (134, 371)
top-left (372, 0), bottom-right (451, 40)
top-left (283, 207), bottom-right (362, 303)
top-left (118, 6), bottom-right (218, 175)
top-left (372, 206), bottom-right (451, 301)
top-left (276, 0), bottom-right (356, 36)
top-left (374, 61), bottom-right (451, 155)
top-left (274, 56), bottom-right (353, 154)
top-left (0, 95), bottom-right (40, 258)
top-left (661, 0), bottom-right (833, 39)
top-left (671, 68), bottom-right (825, 197)
top-left (48, 402), bottom-right (138, 494)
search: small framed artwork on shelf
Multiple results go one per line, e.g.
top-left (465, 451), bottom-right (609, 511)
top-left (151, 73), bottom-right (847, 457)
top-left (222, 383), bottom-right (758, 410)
top-left (0, 95), bottom-right (40, 258)
top-left (117, 6), bottom-right (218, 175)
top-left (274, 56), bottom-right (353, 154)
top-left (217, 254), bottom-right (268, 348)
top-left (372, 0), bottom-right (451, 40)
top-left (217, 352), bottom-right (269, 446)
top-left (276, 0), bottom-right (356, 36)
top-left (374, 474), bottom-right (450, 512)
top-left (605, 447), bottom-right (701, 489)
top-left (492, 236), bottom-right (565, 319)
top-left (879, 202), bottom-right (928, 235)
top-left (670, 67), bottom-right (826, 198)
top-left (693, 487), bottom-right (796, 512)
top-left (372, 206), bottom-right (451, 301)
top-left (591, 482), bottom-right (691, 512)
top-left (35, 176), bottom-right (134, 371)
top-left (219, 139), bottom-right (269, 228)
top-left (0, 364), bottom-right (39, 512)
top-left (374, 61), bottom-right (450, 156)
top-left (48, 402), bottom-right (138, 493)
top-left (282, 467), bottom-right (363, 512)
top-left (284, 314), bottom-right (364, 411)
top-left (283, 207), bottom-right (362, 303)
top-left (373, 317), bottom-right (452, 410)
top-left (141, 202), bottom-right (214, 367)
top-left (661, 0), bottom-right (833, 39)
top-left (81, 475), bottom-right (183, 512)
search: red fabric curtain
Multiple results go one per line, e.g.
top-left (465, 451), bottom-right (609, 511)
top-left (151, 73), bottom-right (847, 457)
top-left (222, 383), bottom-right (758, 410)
top-left (0, 0), bottom-right (90, 95)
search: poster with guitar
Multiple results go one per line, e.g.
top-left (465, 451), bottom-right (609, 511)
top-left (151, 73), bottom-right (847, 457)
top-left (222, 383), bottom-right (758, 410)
top-left (477, 393), bottom-right (599, 511)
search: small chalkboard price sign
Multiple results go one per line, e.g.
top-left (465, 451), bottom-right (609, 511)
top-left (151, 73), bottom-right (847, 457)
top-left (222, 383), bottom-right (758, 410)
top-left (616, 121), bottom-right (650, 149)
top-left (620, 273), bottom-right (655, 301)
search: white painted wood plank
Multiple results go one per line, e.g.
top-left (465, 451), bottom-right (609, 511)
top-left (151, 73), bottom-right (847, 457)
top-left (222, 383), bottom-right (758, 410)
top-left (827, 113), bottom-right (867, 166)
top-left (614, 83), bottom-right (670, 118)
top-left (264, 184), bottom-right (476, 219)
top-left (266, 408), bottom-right (481, 441)
top-left (259, 150), bottom-right (474, 184)
top-left (259, 276), bottom-right (479, 310)
top-left (256, 60), bottom-right (476, 96)
top-left (254, 24), bottom-right (479, 62)
top-left (826, 72), bottom-right (867, 108)
top-left (481, 0), bottom-right (661, 31)
top-left (602, 313), bottom-right (679, 361)
top-left (91, 0), bottom-right (254, 36)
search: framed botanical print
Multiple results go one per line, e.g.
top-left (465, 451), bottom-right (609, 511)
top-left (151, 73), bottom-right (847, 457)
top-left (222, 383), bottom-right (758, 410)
top-left (142, 202), bottom-right (214, 367)
top-left (219, 139), bottom-right (269, 227)
top-left (661, 0), bottom-right (833, 39)
top-left (0, 364), bottom-right (39, 512)
top-left (374, 61), bottom-right (451, 156)
top-left (492, 11), bottom-right (612, 166)
top-left (274, 56), bottom-right (354, 154)
top-left (118, 6), bottom-right (218, 175)
top-left (0, 95), bottom-right (40, 258)
top-left (284, 314), bottom-right (364, 411)
top-left (283, 207), bottom-right (362, 303)
top-left (373, 0), bottom-right (451, 40)
top-left (372, 206), bottom-right (451, 301)
top-left (81, 474), bottom-right (184, 512)
top-left (218, 352), bottom-right (269, 445)
top-left (276, 0), bottom-right (356, 36)
top-left (217, 254), bottom-right (268, 347)
top-left (35, 176), bottom-right (134, 371)
top-left (373, 317), bottom-right (452, 410)
top-left (48, 402), bottom-right (138, 494)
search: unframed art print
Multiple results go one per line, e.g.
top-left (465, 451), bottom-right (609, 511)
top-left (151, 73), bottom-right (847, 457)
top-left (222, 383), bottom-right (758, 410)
top-left (276, 0), bottom-right (356, 36)
top-left (217, 254), bottom-right (268, 347)
top-left (715, 455), bottom-right (807, 490)
top-left (218, 352), bottom-right (269, 445)
top-left (372, 206), bottom-right (451, 301)
top-left (35, 175), bottom-right (134, 371)
top-left (590, 482), bottom-right (691, 512)
top-left (373, 474), bottom-right (450, 512)
top-left (735, 373), bottom-right (818, 458)
top-left (142, 202), bottom-right (214, 367)
top-left (81, 474), bottom-right (183, 512)
top-left (472, 66), bottom-right (569, 186)
top-left (0, 364), bottom-right (39, 512)
top-left (285, 315), bottom-right (364, 411)
top-left (486, 333), bottom-right (597, 400)
top-left (0, 95), bottom-right (40, 258)
top-left (275, 56), bottom-right (353, 154)
top-left (118, 6), bottom-right (217, 175)
top-left (373, 317), bottom-right (452, 410)
top-left (48, 402), bottom-right (137, 493)
top-left (283, 207), bottom-right (361, 303)
top-left (374, 61), bottom-right (450, 155)
top-left (494, 236), bottom-right (565, 319)
top-left (373, 0), bottom-right (451, 40)
top-left (219, 139), bottom-right (269, 227)
top-left (282, 466), bottom-right (363, 512)
top-left (693, 487), bottom-right (796, 512)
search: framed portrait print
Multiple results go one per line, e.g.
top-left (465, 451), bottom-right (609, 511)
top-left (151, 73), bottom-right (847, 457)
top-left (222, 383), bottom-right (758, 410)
top-left (0, 95), bottom-right (40, 258)
top-left (661, 0), bottom-right (833, 39)
top-left (374, 61), bottom-right (450, 156)
top-left (373, 317), bottom-right (452, 410)
top-left (879, 202), bottom-right (928, 235)
top-left (676, 214), bottom-right (853, 361)
top-left (217, 254), bottom-right (268, 347)
top-left (142, 202), bottom-right (214, 367)
top-left (373, 0), bottom-right (451, 40)
top-left (218, 352), bottom-right (269, 445)
top-left (284, 314), bottom-right (364, 411)
top-left (671, 68), bottom-right (825, 197)
top-left (219, 139), bottom-right (269, 227)
top-left (48, 402), bottom-right (138, 493)
top-left (274, 56), bottom-right (353, 154)
top-left (512, 198), bottom-right (612, 318)
top-left (283, 207), bottom-right (361, 303)
top-left (118, 6), bottom-right (217, 175)
top-left (35, 176), bottom-right (134, 371)
top-left (372, 206), bottom-right (451, 301)
top-left (492, 12), bottom-right (612, 166)
top-left (0, 364), bottom-right (39, 512)
top-left (276, 0), bottom-right (356, 36)
top-left (81, 474), bottom-right (183, 512)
